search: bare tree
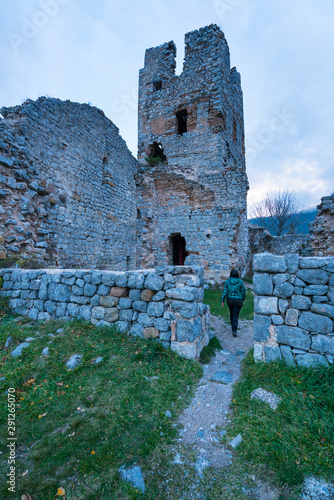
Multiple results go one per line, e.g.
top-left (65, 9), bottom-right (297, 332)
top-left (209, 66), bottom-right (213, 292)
top-left (250, 190), bottom-right (306, 236)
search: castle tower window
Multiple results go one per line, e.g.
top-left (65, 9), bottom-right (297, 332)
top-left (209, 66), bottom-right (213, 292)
top-left (176, 109), bottom-right (188, 135)
top-left (233, 118), bottom-right (237, 143)
top-left (170, 233), bottom-right (188, 265)
top-left (153, 80), bottom-right (162, 92)
top-left (148, 141), bottom-right (167, 162)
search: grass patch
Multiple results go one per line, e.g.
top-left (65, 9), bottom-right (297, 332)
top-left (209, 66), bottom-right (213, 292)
top-left (227, 351), bottom-right (334, 487)
top-left (204, 286), bottom-right (254, 321)
top-left (0, 309), bottom-right (203, 499)
top-left (199, 336), bottom-right (222, 364)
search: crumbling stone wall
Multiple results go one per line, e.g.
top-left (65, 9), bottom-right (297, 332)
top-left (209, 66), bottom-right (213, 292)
top-left (0, 97), bottom-right (138, 269)
top-left (0, 265), bottom-right (210, 360)
top-left (253, 252), bottom-right (334, 367)
top-left (136, 25), bottom-right (249, 282)
top-left (247, 223), bottom-right (308, 274)
top-left (308, 194), bottom-right (334, 256)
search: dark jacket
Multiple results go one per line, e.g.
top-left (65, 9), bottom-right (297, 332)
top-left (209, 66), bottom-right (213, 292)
top-left (221, 277), bottom-right (246, 303)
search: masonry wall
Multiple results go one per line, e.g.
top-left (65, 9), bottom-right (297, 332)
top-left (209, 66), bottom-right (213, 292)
top-left (0, 97), bottom-right (139, 269)
top-left (0, 265), bottom-right (210, 360)
top-left (136, 25), bottom-right (249, 282)
top-left (308, 194), bottom-right (334, 256)
top-left (253, 253), bottom-right (334, 367)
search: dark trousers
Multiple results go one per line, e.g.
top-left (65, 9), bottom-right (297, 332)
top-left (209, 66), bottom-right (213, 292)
top-left (227, 297), bottom-right (243, 333)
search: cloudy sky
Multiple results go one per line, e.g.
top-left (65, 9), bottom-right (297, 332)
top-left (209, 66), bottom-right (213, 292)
top-left (1, 0), bottom-right (333, 211)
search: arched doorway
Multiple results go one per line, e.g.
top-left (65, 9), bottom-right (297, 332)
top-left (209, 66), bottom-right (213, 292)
top-left (170, 233), bottom-right (188, 265)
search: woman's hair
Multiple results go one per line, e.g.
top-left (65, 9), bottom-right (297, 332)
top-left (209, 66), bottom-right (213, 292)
top-left (230, 269), bottom-right (239, 278)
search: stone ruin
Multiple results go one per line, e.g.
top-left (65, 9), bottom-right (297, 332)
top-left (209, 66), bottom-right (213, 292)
top-left (0, 24), bottom-right (249, 284)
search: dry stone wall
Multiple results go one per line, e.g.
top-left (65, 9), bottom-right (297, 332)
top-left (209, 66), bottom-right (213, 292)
top-left (0, 265), bottom-right (210, 360)
top-left (0, 97), bottom-right (138, 269)
top-left (136, 25), bottom-right (249, 282)
top-left (308, 194), bottom-right (334, 256)
top-left (253, 252), bottom-right (334, 367)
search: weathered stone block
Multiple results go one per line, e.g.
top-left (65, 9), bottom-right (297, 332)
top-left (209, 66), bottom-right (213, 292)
top-left (176, 317), bottom-right (202, 342)
top-left (128, 272), bottom-right (146, 289)
top-left (67, 303), bottom-right (79, 317)
top-left (44, 300), bottom-right (56, 314)
top-left (55, 303), bottom-right (67, 318)
top-left (311, 334), bottom-right (334, 355)
top-left (160, 330), bottom-right (172, 341)
top-left (311, 302), bottom-right (334, 319)
top-left (271, 315), bottom-right (284, 325)
top-left (303, 285), bottom-right (328, 296)
top-left (273, 273), bottom-right (290, 285)
top-left (280, 345), bottom-right (295, 366)
top-left (276, 325), bottom-right (311, 350)
top-left (91, 272), bottom-right (102, 285)
top-left (143, 327), bottom-right (159, 339)
top-left (254, 296), bottom-right (278, 315)
top-left (104, 308), bottom-right (119, 322)
top-left (291, 295), bottom-right (311, 310)
top-left (100, 296), bottom-right (119, 308)
top-left (152, 290), bottom-right (166, 301)
top-left (133, 300), bottom-right (147, 313)
top-left (48, 283), bottom-right (70, 302)
top-left (299, 257), bottom-right (327, 269)
top-left (137, 313), bottom-right (154, 327)
top-left (154, 318), bottom-right (169, 331)
top-left (101, 273), bottom-right (116, 286)
top-left (296, 353), bottom-right (329, 367)
top-left (144, 273), bottom-right (164, 291)
top-left (171, 300), bottom-right (199, 319)
top-left (119, 298), bottom-right (132, 309)
top-left (253, 273), bottom-right (273, 295)
top-left (264, 346), bottom-right (282, 363)
top-left (253, 314), bottom-right (271, 342)
top-left (273, 282), bottom-right (294, 299)
top-left (313, 296), bottom-right (329, 304)
top-left (170, 341), bottom-right (197, 360)
top-left (253, 253), bottom-right (287, 273)
top-left (296, 269), bottom-right (329, 285)
top-left (92, 307), bottom-right (105, 320)
top-left (298, 311), bottom-right (333, 334)
top-left (97, 284), bottom-right (109, 296)
top-left (253, 343), bottom-right (263, 363)
top-left (129, 289), bottom-right (142, 301)
top-left (147, 301), bottom-right (166, 318)
top-left (130, 324), bottom-right (144, 337)
top-left (285, 308), bottom-right (299, 326)
top-left (70, 295), bottom-right (90, 304)
top-left (278, 299), bottom-right (289, 314)
top-left (285, 254), bottom-right (300, 273)
top-left (84, 284), bottom-right (97, 297)
top-left (166, 286), bottom-right (199, 302)
top-left (79, 305), bottom-right (91, 321)
top-left (141, 289), bottom-right (156, 302)
top-left (110, 287), bottom-right (128, 297)
top-left (119, 309), bottom-right (133, 321)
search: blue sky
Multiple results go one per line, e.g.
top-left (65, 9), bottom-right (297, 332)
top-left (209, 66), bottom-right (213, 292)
top-left (1, 0), bottom-right (333, 210)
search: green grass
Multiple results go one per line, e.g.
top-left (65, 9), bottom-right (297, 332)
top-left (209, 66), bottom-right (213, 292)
top-left (227, 351), bottom-right (334, 487)
top-left (204, 286), bottom-right (254, 321)
top-left (199, 336), bottom-right (222, 364)
top-left (0, 303), bottom-right (203, 499)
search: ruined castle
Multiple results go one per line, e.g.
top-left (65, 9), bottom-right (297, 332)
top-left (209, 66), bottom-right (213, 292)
top-left (0, 25), bottom-right (249, 282)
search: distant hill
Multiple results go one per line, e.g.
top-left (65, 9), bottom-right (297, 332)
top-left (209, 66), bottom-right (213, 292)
top-left (248, 209), bottom-right (317, 235)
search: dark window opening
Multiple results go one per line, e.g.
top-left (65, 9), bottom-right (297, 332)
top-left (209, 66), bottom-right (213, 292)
top-left (206, 234), bottom-right (211, 239)
top-left (137, 209), bottom-right (141, 219)
top-left (153, 80), bottom-right (162, 92)
top-left (147, 141), bottom-right (167, 163)
top-left (176, 109), bottom-right (187, 135)
top-left (170, 233), bottom-right (188, 265)
top-left (233, 118), bottom-right (237, 143)
top-left (126, 256), bottom-right (130, 270)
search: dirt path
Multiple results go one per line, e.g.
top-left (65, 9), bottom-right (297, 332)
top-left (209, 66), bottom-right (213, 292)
top-left (161, 315), bottom-right (281, 499)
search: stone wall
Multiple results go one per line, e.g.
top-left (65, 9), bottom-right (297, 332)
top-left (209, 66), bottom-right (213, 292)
top-left (308, 194), bottom-right (334, 256)
top-left (0, 97), bottom-right (139, 269)
top-left (0, 265), bottom-right (210, 360)
top-left (247, 224), bottom-right (308, 275)
top-left (253, 252), bottom-right (334, 367)
top-left (136, 25), bottom-right (249, 282)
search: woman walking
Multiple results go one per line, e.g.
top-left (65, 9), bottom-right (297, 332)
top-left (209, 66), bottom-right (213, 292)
top-left (221, 269), bottom-right (246, 337)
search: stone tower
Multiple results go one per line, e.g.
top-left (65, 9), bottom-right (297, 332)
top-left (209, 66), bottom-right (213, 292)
top-left (136, 24), bottom-right (249, 282)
